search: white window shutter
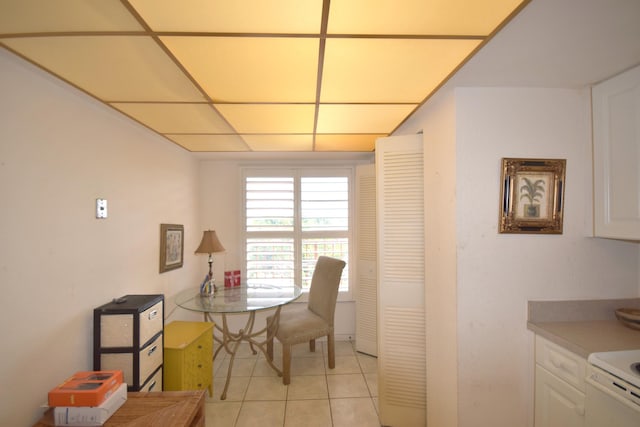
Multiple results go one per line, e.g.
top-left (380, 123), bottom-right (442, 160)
top-left (376, 134), bottom-right (426, 427)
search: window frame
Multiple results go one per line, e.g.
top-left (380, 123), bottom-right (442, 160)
top-left (241, 166), bottom-right (354, 301)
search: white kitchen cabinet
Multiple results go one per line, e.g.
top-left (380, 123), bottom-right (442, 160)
top-left (592, 64), bottom-right (640, 240)
top-left (535, 366), bottom-right (585, 427)
top-left (534, 335), bottom-right (586, 427)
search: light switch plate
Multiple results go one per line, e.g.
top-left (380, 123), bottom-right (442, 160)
top-left (96, 198), bottom-right (108, 219)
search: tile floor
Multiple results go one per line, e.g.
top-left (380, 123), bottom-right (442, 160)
top-left (204, 340), bottom-right (380, 427)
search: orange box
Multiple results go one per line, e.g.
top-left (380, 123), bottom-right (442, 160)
top-left (48, 370), bottom-right (124, 407)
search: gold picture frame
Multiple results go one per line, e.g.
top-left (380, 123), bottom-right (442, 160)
top-left (499, 158), bottom-right (566, 234)
top-left (160, 224), bottom-right (184, 273)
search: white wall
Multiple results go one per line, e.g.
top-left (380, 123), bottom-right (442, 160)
top-left (400, 87), bottom-right (460, 427)
top-left (0, 50), bottom-right (203, 426)
top-left (456, 86), bottom-right (639, 426)
top-left (397, 86), bottom-right (640, 427)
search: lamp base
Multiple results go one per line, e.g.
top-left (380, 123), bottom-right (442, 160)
top-left (200, 279), bottom-right (217, 296)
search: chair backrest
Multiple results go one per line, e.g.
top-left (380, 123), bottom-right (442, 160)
top-left (307, 256), bottom-right (346, 326)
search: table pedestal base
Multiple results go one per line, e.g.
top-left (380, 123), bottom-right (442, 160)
top-left (205, 307), bottom-right (283, 400)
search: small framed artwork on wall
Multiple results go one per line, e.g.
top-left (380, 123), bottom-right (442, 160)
top-left (499, 158), bottom-right (566, 234)
top-left (160, 224), bottom-right (184, 273)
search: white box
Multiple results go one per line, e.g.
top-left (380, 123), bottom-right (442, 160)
top-left (53, 383), bottom-right (127, 426)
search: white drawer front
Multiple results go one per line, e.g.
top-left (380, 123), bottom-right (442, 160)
top-left (140, 334), bottom-right (163, 383)
top-left (139, 301), bottom-right (163, 346)
top-left (140, 368), bottom-right (162, 392)
top-left (535, 335), bottom-right (587, 392)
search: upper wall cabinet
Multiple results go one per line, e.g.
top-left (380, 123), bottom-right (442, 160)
top-left (592, 64), bottom-right (640, 240)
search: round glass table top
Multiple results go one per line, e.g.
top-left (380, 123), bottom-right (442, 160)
top-left (174, 283), bottom-right (303, 314)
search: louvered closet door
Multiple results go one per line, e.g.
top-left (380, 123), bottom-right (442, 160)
top-left (355, 164), bottom-right (377, 356)
top-left (376, 134), bottom-right (426, 427)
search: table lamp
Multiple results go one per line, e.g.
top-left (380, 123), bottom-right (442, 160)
top-left (195, 230), bottom-right (225, 295)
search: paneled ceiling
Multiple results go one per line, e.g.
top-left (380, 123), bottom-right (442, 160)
top-left (0, 0), bottom-right (528, 153)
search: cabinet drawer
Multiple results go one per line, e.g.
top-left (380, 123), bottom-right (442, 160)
top-left (101, 333), bottom-right (163, 387)
top-left (100, 300), bottom-right (163, 348)
top-left (140, 334), bottom-right (163, 383)
top-left (184, 337), bottom-right (212, 390)
top-left (535, 335), bottom-right (587, 392)
top-left (140, 367), bottom-right (163, 392)
top-left (139, 301), bottom-right (163, 346)
top-left (185, 333), bottom-right (213, 367)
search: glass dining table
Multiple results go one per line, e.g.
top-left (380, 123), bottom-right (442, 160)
top-left (174, 284), bottom-right (303, 400)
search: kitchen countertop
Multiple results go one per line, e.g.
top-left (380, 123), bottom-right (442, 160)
top-left (527, 319), bottom-right (640, 358)
top-left (527, 298), bottom-right (640, 358)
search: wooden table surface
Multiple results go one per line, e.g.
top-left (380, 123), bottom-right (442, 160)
top-left (34, 390), bottom-right (205, 427)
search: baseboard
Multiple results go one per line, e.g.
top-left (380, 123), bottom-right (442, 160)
top-left (248, 333), bottom-right (354, 342)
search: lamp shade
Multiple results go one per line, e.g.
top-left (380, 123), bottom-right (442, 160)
top-left (195, 230), bottom-right (225, 254)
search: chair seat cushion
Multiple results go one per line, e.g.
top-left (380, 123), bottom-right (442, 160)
top-left (269, 307), bottom-right (332, 345)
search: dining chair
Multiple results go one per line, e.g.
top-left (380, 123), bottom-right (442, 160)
top-left (266, 256), bottom-right (346, 385)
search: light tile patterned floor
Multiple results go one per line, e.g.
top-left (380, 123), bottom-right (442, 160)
top-left (204, 340), bottom-right (380, 427)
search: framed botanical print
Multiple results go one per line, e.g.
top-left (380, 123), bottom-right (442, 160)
top-left (160, 223), bottom-right (184, 273)
top-left (499, 158), bottom-right (566, 234)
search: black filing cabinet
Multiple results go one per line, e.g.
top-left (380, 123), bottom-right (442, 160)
top-left (93, 294), bottom-right (164, 391)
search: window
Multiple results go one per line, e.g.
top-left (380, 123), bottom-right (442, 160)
top-left (242, 168), bottom-right (351, 294)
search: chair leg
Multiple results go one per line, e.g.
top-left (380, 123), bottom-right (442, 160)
top-left (327, 332), bottom-right (335, 369)
top-left (267, 336), bottom-right (274, 361)
top-left (309, 339), bottom-right (315, 352)
top-left (282, 344), bottom-right (292, 385)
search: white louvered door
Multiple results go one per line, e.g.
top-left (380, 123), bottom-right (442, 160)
top-left (355, 163), bottom-right (377, 356)
top-left (376, 134), bottom-right (426, 427)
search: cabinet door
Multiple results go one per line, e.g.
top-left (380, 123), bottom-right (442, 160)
top-left (592, 64), bottom-right (640, 239)
top-left (535, 366), bottom-right (585, 427)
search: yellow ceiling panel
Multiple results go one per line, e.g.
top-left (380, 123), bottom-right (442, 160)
top-left (166, 134), bottom-right (249, 152)
top-left (215, 104), bottom-right (315, 134)
top-left (322, 38), bottom-right (481, 103)
top-left (0, 0), bottom-right (529, 152)
top-left (0, 0), bottom-right (143, 33)
top-left (315, 134), bottom-right (381, 152)
top-left (243, 134), bottom-right (314, 151)
top-left (317, 104), bottom-right (417, 134)
top-left (328, 0), bottom-right (526, 35)
top-left (111, 103), bottom-right (234, 133)
top-left (2, 36), bottom-right (205, 102)
top-left (129, 0), bottom-right (322, 34)
top-left (161, 36), bottom-right (319, 102)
